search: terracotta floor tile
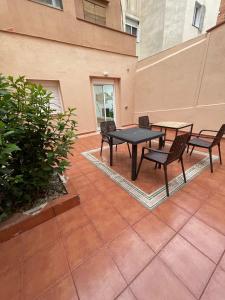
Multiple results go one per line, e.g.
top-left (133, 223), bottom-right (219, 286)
top-left (108, 227), bottom-right (154, 282)
top-left (83, 200), bottom-right (128, 243)
top-left (56, 206), bottom-right (89, 236)
top-left (72, 248), bottom-right (126, 300)
top-left (116, 288), bottom-right (136, 300)
top-left (23, 241), bottom-right (70, 300)
top-left (170, 189), bottom-right (203, 214)
top-left (180, 217), bottom-right (225, 263)
top-left (77, 185), bottom-right (103, 203)
top-left (182, 180), bottom-right (213, 202)
top-left (201, 267), bottom-right (225, 300)
top-left (153, 201), bottom-right (191, 231)
top-left (195, 203), bottom-right (225, 235)
top-left (37, 275), bottom-right (78, 300)
top-left (130, 257), bottom-right (195, 300)
top-left (220, 253), bottom-right (225, 271)
top-left (63, 223), bottom-right (103, 270)
top-left (0, 267), bottom-right (21, 300)
top-left (81, 193), bottom-right (111, 214)
top-left (206, 193), bottom-right (225, 212)
top-left (70, 175), bottom-right (91, 191)
top-left (0, 235), bottom-right (23, 275)
top-left (133, 214), bottom-right (175, 253)
top-left (92, 211), bottom-right (128, 243)
top-left (21, 219), bottom-right (59, 259)
top-left (159, 235), bottom-right (215, 298)
top-left (107, 192), bottom-right (149, 225)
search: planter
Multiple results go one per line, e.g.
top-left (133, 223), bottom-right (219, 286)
top-left (0, 179), bottom-right (80, 243)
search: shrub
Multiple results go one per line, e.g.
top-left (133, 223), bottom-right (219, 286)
top-left (0, 75), bottom-right (77, 220)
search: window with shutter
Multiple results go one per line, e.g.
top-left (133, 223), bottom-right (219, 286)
top-left (29, 80), bottom-right (63, 114)
top-left (125, 17), bottom-right (140, 42)
top-left (83, 0), bottom-right (106, 26)
top-left (192, 1), bottom-right (205, 31)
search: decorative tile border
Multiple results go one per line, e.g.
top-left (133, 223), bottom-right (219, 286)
top-left (82, 146), bottom-right (218, 210)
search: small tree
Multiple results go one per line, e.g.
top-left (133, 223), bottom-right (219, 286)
top-left (0, 75), bottom-right (77, 220)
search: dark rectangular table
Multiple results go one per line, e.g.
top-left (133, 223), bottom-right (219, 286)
top-left (107, 127), bottom-right (165, 181)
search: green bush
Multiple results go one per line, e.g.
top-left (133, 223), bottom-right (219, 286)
top-left (0, 75), bottom-right (77, 220)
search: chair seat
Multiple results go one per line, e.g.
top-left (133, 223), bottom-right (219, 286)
top-left (188, 137), bottom-right (212, 148)
top-left (144, 151), bottom-right (168, 164)
top-left (112, 138), bottom-right (125, 145)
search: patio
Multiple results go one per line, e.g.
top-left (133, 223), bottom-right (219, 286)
top-left (1, 131), bottom-right (225, 300)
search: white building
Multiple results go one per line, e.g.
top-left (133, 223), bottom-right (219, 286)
top-left (121, 0), bottom-right (221, 59)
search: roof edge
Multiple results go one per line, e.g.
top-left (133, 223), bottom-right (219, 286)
top-left (207, 21), bottom-right (225, 33)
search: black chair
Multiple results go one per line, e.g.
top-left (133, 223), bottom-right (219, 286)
top-left (100, 121), bottom-right (131, 157)
top-left (188, 124), bottom-right (225, 173)
top-left (138, 115), bottom-right (155, 147)
top-left (137, 133), bottom-right (190, 197)
top-left (138, 116), bottom-right (152, 129)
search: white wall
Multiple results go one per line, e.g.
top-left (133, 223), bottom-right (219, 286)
top-left (183, 0), bottom-right (220, 41)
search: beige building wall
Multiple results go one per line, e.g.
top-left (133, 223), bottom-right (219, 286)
top-left (0, 0), bottom-right (136, 56)
top-left (0, 31), bottom-right (137, 134)
top-left (134, 24), bottom-right (225, 132)
top-left (0, 0), bottom-right (137, 134)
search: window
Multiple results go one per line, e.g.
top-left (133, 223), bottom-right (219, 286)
top-left (83, 0), bottom-right (106, 26)
top-left (32, 0), bottom-right (63, 9)
top-left (125, 17), bottom-right (140, 42)
top-left (29, 80), bottom-right (63, 113)
top-left (192, 1), bottom-right (206, 31)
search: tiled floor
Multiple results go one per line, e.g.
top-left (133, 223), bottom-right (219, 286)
top-left (1, 132), bottom-right (225, 300)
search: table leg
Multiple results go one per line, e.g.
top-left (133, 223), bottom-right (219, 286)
top-left (159, 136), bottom-right (164, 149)
top-left (131, 144), bottom-right (137, 181)
top-left (109, 137), bottom-right (113, 166)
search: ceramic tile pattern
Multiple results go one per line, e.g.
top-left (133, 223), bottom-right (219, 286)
top-left (1, 132), bottom-right (225, 300)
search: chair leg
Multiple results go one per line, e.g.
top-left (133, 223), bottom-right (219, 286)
top-left (209, 148), bottom-right (213, 173)
top-left (148, 140), bottom-right (152, 148)
top-left (100, 140), bottom-right (104, 156)
top-left (137, 155), bottom-right (144, 178)
top-left (190, 146), bottom-right (195, 156)
top-left (218, 143), bottom-right (222, 164)
top-left (163, 165), bottom-right (169, 197)
top-left (116, 145), bottom-right (117, 152)
top-left (154, 162), bottom-right (158, 169)
top-left (180, 156), bottom-right (186, 183)
top-left (187, 144), bottom-right (190, 153)
top-left (127, 143), bottom-right (131, 158)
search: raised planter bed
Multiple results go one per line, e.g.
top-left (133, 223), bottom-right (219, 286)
top-left (0, 179), bottom-right (80, 243)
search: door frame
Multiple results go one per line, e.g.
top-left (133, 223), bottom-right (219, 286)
top-left (92, 80), bottom-right (116, 131)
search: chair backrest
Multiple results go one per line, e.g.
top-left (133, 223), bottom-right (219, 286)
top-left (138, 116), bottom-right (150, 128)
top-left (167, 133), bottom-right (190, 163)
top-left (100, 120), bottom-right (116, 135)
top-left (211, 124), bottom-right (225, 146)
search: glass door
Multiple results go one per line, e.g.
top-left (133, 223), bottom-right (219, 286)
top-left (93, 84), bottom-right (115, 130)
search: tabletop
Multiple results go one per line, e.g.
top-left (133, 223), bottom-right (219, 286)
top-left (107, 127), bottom-right (164, 144)
top-left (153, 121), bottom-right (193, 129)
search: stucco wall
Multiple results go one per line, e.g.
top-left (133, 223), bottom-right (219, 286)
top-left (182, 0), bottom-right (220, 41)
top-left (0, 0), bottom-right (136, 56)
top-left (136, 0), bottom-right (220, 59)
top-left (140, 0), bottom-right (166, 59)
top-left (134, 24), bottom-right (225, 132)
top-left (0, 31), bottom-right (137, 134)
